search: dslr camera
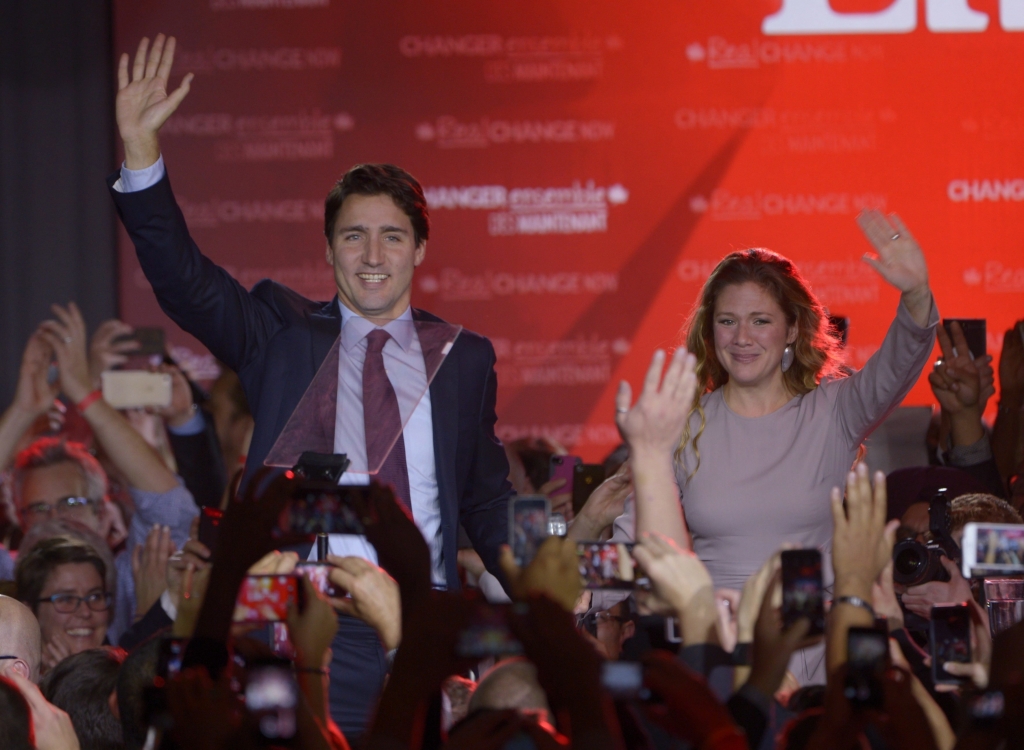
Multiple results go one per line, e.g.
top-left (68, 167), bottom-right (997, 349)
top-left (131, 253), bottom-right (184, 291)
top-left (892, 490), bottom-right (961, 587)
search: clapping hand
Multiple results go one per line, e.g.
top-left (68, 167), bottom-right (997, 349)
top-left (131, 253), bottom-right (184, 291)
top-left (831, 463), bottom-right (898, 592)
top-left (856, 210), bottom-right (929, 296)
top-left (326, 555), bottom-right (401, 650)
top-left (499, 536), bottom-right (581, 612)
top-left (999, 321), bottom-right (1024, 401)
top-left (38, 303), bottom-right (94, 405)
top-left (11, 332), bottom-right (57, 421)
top-left (116, 35), bottom-right (193, 169)
top-left (131, 524), bottom-right (175, 620)
top-left (633, 532), bottom-right (718, 645)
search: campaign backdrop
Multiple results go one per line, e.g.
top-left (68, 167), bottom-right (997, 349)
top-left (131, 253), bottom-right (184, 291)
top-left (114, 0), bottom-right (1024, 461)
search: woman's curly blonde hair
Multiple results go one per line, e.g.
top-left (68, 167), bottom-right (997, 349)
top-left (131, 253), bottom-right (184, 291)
top-left (678, 248), bottom-right (847, 477)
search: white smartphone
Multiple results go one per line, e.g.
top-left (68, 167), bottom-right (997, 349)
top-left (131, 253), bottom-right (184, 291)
top-left (101, 371), bottom-right (173, 409)
top-left (961, 522), bottom-right (1024, 578)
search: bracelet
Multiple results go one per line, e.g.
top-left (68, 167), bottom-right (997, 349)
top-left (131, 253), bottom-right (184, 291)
top-left (834, 595), bottom-right (876, 619)
top-left (699, 725), bottom-right (746, 750)
top-left (295, 666), bottom-right (328, 675)
top-left (75, 390), bottom-right (103, 413)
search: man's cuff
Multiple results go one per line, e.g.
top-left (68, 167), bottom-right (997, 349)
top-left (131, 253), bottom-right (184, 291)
top-left (167, 408), bottom-right (205, 436)
top-left (160, 589), bottom-right (178, 621)
top-left (113, 155), bottom-right (166, 193)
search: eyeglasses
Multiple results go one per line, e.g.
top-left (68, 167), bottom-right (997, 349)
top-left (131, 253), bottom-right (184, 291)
top-left (36, 591), bottom-right (112, 614)
top-left (0, 655), bottom-right (19, 661)
top-left (576, 611), bottom-right (631, 631)
top-left (24, 496), bottom-right (98, 519)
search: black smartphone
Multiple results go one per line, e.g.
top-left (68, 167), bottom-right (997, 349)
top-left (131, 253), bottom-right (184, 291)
top-left (245, 658), bottom-right (299, 743)
top-left (844, 627), bottom-right (889, 709)
top-left (510, 495), bottom-right (550, 567)
top-left (930, 603), bottom-right (972, 686)
top-left (197, 506), bottom-right (223, 555)
top-left (828, 315), bottom-right (850, 348)
top-left (577, 542), bottom-right (650, 590)
top-left (572, 463), bottom-right (606, 516)
top-left (275, 484), bottom-right (367, 539)
top-left (294, 562), bottom-right (340, 598)
top-left (781, 549), bottom-right (825, 636)
top-left (114, 326), bottom-right (166, 356)
top-left (455, 602), bottom-right (523, 659)
top-left (942, 318), bottom-right (986, 359)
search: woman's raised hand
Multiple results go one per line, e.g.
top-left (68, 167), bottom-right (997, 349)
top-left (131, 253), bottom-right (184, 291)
top-left (856, 209), bottom-right (929, 295)
top-left (615, 347), bottom-right (696, 457)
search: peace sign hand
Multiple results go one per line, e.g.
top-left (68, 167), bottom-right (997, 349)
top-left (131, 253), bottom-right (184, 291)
top-left (856, 209), bottom-right (929, 295)
top-left (116, 34), bottom-right (193, 169)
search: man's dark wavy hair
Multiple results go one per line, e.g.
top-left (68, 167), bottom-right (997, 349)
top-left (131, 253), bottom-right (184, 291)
top-left (324, 163), bottom-right (430, 246)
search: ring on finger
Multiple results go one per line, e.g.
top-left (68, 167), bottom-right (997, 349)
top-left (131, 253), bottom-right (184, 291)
top-left (615, 407), bottom-right (629, 414)
top-left (63, 336), bottom-right (72, 344)
top-left (891, 233), bottom-right (900, 241)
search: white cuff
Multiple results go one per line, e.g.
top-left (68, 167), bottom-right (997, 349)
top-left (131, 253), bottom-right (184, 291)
top-left (113, 155), bottom-right (166, 193)
top-left (160, 588), bottom-right (178, 621)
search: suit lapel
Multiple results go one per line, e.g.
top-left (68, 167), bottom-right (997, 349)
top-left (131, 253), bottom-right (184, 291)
top-left (307, 299), bottom-right (342, 452)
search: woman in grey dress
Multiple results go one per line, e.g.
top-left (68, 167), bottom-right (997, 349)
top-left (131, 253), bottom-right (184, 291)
top-left (618, 209), bottom-right (937, 683)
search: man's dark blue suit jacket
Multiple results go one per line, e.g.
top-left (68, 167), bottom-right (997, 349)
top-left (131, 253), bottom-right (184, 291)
top-left (108, 171), bottom-right (512, 587)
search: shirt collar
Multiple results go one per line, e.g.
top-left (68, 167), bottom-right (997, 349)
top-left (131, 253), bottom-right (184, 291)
top-left (338, 299), bottom-right (415, 353)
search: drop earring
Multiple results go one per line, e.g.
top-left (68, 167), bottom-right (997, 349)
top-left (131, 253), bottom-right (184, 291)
top-left (781, 344), bottom-right (794, 373)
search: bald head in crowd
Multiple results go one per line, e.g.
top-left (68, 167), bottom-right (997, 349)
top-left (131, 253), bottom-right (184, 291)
top-left (467, 658), bottom-right (550, 722)
top-left (0, 596), bottom-right (42, 682)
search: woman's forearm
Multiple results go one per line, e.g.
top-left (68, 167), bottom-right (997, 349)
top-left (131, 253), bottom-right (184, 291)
top-left (631, 447), bottom-right (689, 549)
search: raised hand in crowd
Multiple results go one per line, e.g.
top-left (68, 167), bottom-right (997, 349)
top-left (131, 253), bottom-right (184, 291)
top-left (536, 476), bottom-right (573, 522)
top-left (568, 462), bottom-right (632, 542)
top-left (872, 558), bottom-right (905, 633)
top-left (930, 321), bottom-right (993, 449)
top-left (445, 708), bottom-right (564, 750)
top-left (151, 363), bottom-right (199, 430)
top-left (326, 556), bottom-right (401, 651)
top-left (0, 332), bottom-right (57, 471)
top-left (87, 319), bottom-right (138, 388)
top-left (500, 535), bottom-right (581, 612)
top-left (992, 320), bottom-right (1024, 483)
top-left (828, 462), bottom-right (899, 675)
top-left (640, 651), bottom-right (746, 750)
top-left (8, 672), bottom-right (80, 750)
top-left (935, 599), bottom-right (992, 691)
top-left (131, 524), bottom-right (174, 622)
top-left (633, 531), bottom-right (719, 645)
top-left (116, 34), bottom-right (193, 169)
top-left (856, 209), bottom-right (931, 325)
top-left (745, 570), bottom-right (815, 702)
top-left (616, 346), bottom-right (697, 550)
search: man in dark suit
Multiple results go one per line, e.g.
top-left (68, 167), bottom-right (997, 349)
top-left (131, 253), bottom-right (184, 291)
top-left (109, 34), bottom-right (512, 737)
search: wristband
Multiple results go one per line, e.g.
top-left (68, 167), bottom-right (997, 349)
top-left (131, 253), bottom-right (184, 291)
top-left (833, 595), bottom-right (876, 619)
top-left (75, 389), bottom-right (103, 413)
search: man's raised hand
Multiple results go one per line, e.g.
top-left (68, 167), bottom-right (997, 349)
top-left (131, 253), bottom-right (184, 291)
top-left (116, 34), bottom-right (193, 169)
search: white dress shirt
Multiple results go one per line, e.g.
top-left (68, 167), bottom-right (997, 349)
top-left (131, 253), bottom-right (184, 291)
top-left (117, 157), bottom-right (446, 586)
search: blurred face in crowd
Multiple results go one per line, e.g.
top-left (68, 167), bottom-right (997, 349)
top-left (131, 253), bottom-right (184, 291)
top-left (713, 282), bottom-right (797, 392)
top-left (326, 193), bottom-right (426, 321)
top-left (35, 562), bottom-right (109, 656)
top-left (18, 462), bottom-right (102, 536)
top-left (591, 602), bottom-right (635, 661)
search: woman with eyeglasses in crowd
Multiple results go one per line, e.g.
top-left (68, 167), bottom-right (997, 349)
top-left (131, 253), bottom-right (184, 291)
top-left (14, 537), bottom-right (111, 674)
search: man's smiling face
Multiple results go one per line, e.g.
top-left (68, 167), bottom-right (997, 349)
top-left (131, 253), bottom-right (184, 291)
top-left (326, 193), bottom-right (426, 322)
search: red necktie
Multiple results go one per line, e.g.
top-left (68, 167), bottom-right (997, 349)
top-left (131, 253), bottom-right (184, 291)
top-left (362, 329), bottom-right (412, 510)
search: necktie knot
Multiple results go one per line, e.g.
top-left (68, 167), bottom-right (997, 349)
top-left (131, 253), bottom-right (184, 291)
top-left (366, 328), bottom-right (391, 354)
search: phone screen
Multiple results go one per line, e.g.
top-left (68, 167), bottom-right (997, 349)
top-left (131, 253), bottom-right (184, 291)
top-left (781, 549), bottom-right (825, 635)
top-left (510, 495), bottom-right (550, 567)
top-left (578, 542), bottom-right (649, 590)
top-left (234, 576), bottom-right (300, 622)
top-left (972, 523), bottom-right (1024, 571)
top-left (930, 604), bottom-right (972, 685)
top-left (278, 487), bottom-right (366, 538)
top-left (455, 603), bottom-right (523, 658)
top-left (844, 627), bottom-right (889, 709)
top-left (245, 661), bottom-right (298, 741)
top-left (114, 326), bottom-right (166, 356)
top-left (601, 661), bottom-right (649, 700)
top-left (156, 637), bottom-right (187, 681)
top-left (294, 562), bottom-right (340, 597)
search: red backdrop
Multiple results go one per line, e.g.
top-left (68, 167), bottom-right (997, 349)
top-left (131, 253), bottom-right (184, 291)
top-left (114, 0), bottom-right (1024, 461)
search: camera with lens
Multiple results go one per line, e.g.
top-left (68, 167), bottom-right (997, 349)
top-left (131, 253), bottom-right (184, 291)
top-left (892, 489), bottom-right (961, 588)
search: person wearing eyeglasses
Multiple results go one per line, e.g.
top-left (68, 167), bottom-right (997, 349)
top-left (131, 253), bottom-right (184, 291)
top-left (14, 537), bottom-right (111, 675)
